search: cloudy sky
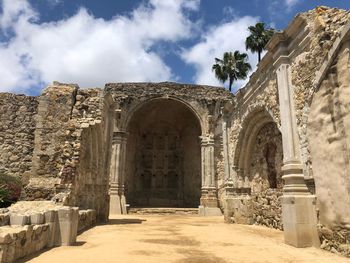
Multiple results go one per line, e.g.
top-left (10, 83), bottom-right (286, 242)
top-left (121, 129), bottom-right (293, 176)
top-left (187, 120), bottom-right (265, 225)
top-left (0, 0), bottom-right (349, 95)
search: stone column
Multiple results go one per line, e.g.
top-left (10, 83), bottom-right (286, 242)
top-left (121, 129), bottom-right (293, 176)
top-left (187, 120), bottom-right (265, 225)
top-left (109, 131), bottom-right (128, 215)
top-left (199, 135), bottom-right (222, 216)
top-left (222, 119), bottom-right (235, 197)
top-left (222, 120), bottom-right (231, 181)
top-left (276, 61), bottom-right (319, 247)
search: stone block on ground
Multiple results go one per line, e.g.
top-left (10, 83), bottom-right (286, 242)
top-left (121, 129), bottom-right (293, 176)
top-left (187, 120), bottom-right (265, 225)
top-left (44, 210), bottom-right (60, 247)
top-left (57, 207), bottom-right (79, 246)
top-left (10, 214), bottom-right (29, 226)
top-left (30, 213), bottom-right (45, 225)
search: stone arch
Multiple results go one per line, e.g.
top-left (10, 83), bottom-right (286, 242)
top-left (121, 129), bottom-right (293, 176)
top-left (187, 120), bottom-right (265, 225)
top-left (234, 106), bottom-right (280, 173)
top-left (229, 106), bottom-right (283, 229)
top-left (124, 98), bottom-right (203, 208)
top-left (122, 96), bottom-right (205, 135)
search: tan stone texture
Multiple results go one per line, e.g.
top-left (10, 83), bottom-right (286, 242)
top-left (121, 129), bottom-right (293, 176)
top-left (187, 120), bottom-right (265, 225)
top-left (308, 41), bottom-right (350, 228)
top-left (0, 94), bottom-right (38, 177)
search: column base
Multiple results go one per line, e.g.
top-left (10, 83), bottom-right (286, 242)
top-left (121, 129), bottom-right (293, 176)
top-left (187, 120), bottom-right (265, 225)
top-left (281, 162), bottom-right (320, 247)
top-left (200, 187), bottom-right (219, 207)
top-left (282, 195), bottom-right (320, 248)
top-left (120, 194), bottom-right (127, 214)
top-left (109, 193), bottom-right (122, 215)
top-left (199, 187), bottom-right (222, 216)
top-left (198, 206), bottom-right (222, 216)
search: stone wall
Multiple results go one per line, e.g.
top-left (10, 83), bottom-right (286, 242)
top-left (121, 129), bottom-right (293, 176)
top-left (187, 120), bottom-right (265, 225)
top-left (224, 121), bottom-right (283, 230)
top-left (248, 123), bottom-right (283, 230)
top-left (318, 224), bottom-right (350, 257)
top-left (0, 93), bottom-right (38, 178)
top-left (0, 201), bottom-right (96, 263)
top-left (291, 7), bottom-right (350, 182)
top-left (252, 189), bottom-right (283, 230)
top-left (27, 83), bottom-right (79, 200)
top-left (22, 83), bottom-right (112, 221)
top-left (307, 39), bottom-right (350, 257)
top-left (223, 8), bottom-right (350, 243)
top-left (78, 209), bottom-right (97, 233)
top-left (63, 120), bottom-right (110, 221)
top-left (249, 123), bottom-right (283, 193)
top-left (0, 224), bottom-right (50, 262)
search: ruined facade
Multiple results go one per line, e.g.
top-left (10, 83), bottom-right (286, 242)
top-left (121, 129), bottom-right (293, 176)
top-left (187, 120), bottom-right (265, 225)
top-left (1, 6), bottom-right (350, 257)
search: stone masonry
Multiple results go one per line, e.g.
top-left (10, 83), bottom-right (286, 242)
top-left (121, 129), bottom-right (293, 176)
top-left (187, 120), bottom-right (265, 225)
top-left (0, 5), bottom-right (350, 260)
top-left (0, 94), bottom-right (38, 178)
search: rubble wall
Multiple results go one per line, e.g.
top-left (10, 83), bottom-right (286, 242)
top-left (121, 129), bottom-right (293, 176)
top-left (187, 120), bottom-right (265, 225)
top-left (249, 123), bottom-right (283, 230)
top-left (23, 83), bottom-right (112, 221)
top-left (0, 93), bottom-right (38, 177)
top-left (292, 7), bottom-right (350, 181)
top-left (27, 83), bottom-right (79, 200)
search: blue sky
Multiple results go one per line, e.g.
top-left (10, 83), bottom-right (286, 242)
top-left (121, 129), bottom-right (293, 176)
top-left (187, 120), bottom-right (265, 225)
top-left (0, 0), bottom-right (349, 95)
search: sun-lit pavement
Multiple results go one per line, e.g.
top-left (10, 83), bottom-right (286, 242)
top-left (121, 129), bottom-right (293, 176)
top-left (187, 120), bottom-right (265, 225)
top-left (22, 215), bottom-right (348, 263)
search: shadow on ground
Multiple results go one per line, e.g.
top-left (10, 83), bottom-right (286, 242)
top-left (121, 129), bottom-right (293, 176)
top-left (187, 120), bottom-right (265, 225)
top-left (17, 241), bottom-right (87, 262)
top-left (106, 218), bottom-right (146, 225)
top-left (17, 248), bottom-right (52, 263)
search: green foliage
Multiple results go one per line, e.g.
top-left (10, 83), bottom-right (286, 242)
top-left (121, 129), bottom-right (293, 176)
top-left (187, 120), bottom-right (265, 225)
top-left (212, 51), bottom-right (251, 92)
top-left (0, 171), bottom-right (22, 208)
top-left (245, 22), bottom-right (276, 62)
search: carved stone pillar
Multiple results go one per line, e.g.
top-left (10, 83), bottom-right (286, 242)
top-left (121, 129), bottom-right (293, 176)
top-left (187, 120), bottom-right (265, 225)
top-left (222, 120), bottom-right (231, 182)
top-left (199, 135), bottom-right (222, 216)
top-left (276, 61), bottom-right (319, 247)
top-left (109, 131), bottom-right (128, 215)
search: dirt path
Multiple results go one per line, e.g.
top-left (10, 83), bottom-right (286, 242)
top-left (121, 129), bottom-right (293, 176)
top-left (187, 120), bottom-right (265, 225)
top-left (22, 215), bottom-right (348, 263)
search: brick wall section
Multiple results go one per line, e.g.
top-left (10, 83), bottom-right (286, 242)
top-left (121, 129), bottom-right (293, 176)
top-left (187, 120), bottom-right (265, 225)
top-left (0, 93), bottom-right (38, 177)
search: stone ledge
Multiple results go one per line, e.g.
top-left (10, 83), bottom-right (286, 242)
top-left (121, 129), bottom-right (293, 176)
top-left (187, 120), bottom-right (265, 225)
top-left (0, 201), bottom-right (97, 263)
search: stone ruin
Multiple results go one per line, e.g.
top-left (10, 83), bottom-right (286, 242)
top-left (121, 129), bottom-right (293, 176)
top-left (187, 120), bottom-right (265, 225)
top-left (0, 6), bottom-right (350, 262)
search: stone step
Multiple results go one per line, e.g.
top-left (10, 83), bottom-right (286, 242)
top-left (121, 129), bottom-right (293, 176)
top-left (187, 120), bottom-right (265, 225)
top-left (128, 207), bottom-right (199, 215)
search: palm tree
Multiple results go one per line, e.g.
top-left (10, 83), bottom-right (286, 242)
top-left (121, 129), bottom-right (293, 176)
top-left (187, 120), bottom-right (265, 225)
top-left (212, 51), bottom-right (251, 92)
top-left (245, 22), bottom-right (275, 62)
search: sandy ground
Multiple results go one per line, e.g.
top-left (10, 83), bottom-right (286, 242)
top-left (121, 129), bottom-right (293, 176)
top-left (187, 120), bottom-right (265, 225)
top-left (21, 215), bottom-right (349, 263)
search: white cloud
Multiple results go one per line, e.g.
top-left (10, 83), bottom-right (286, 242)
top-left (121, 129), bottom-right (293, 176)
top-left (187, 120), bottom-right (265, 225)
top-left (0, 0), bottom-right (199, 93)
top-left (181, 16), bottom-right (259, 92)
top-left (0, 0), bottom-right (36, 30)
top-left (285, 0), bottom-right (299, 9)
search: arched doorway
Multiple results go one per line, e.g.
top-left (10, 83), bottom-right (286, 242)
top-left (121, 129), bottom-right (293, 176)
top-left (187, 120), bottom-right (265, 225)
top-left (125, 99), bottom-right (202, 208)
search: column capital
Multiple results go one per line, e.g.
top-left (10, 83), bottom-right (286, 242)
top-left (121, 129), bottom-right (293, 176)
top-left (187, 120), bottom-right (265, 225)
top-left (200, 134), bottom-right (214, 146)
top-left (112, 131), bottom-right (128, 144)
top-left (274, 55), bottom-right (290, 69)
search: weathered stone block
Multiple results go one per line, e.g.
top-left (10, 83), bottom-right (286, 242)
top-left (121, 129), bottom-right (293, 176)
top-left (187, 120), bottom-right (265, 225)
top-left (30, 213), bottom-right (45, 225)
top-left (282, 195), bottom-right (320, 248)
top-left (0, 214), bottom-right (10, 227)
top-left (10, 214), bottom-right (29, 226)
top-left (0, 233), bottom-right (12, 244)
top-left (57, 207), bottom-right (79, 246)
